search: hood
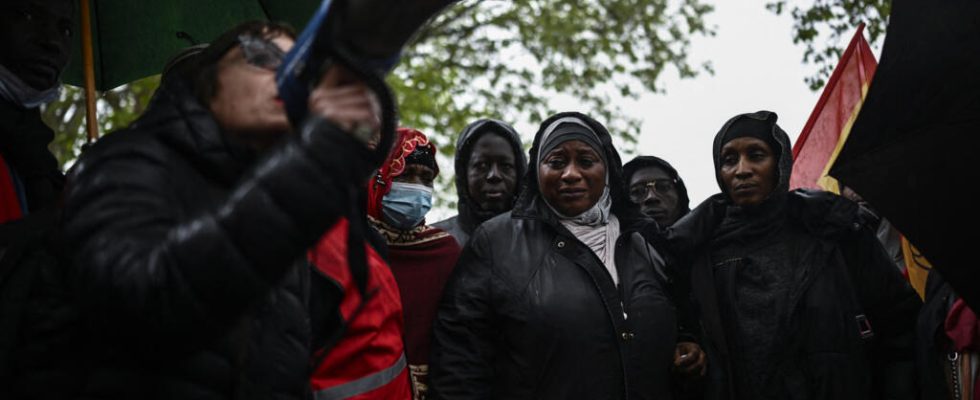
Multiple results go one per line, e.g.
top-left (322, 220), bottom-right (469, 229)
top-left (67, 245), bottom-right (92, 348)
top-left (513, 112), bottom-right (641, 225)
top-left (452, 119), bottom-right (527, 233)
top-left (623, 155), bottom-right (691, 217)
top-left (711, 110), bottom-right (793, 204)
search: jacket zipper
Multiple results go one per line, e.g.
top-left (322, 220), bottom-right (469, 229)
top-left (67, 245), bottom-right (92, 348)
top-left (949, 351), bottom-right (962, 400)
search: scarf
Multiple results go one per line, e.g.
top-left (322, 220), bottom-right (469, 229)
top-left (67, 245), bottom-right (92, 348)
top-left (0, 65), bottom-right (61, 109)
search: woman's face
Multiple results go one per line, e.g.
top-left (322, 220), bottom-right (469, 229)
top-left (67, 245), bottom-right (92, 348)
top-left (210, 35), bottom-right (295, 150)
top-left (718, 137), bottom-right (778, 207)
top-left (538, 140), bottom-right (606, 216)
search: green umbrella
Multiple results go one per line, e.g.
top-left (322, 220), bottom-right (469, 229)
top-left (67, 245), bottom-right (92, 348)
top-left (64, 0), bottom-right (454, 142)
top-left (64, 1), bottom-right (316, 91)
top-left (63, 0), bottom-right (318, 141)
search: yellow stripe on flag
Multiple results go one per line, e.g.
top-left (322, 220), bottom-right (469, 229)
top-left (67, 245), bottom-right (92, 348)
top-left (817, 83), bottom-right (871, 194)
top-left (901, 237), bottom-right (932, 300)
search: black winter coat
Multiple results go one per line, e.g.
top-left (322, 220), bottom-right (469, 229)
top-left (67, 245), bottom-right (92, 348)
top-left (668, 111), bottom-right (919, 400)
top-left (62, 73), bottom-right (373, 399)
top-left (0, 101), bottom-right (80, 400)
top-left (430, 112), bottom-right (678, 400)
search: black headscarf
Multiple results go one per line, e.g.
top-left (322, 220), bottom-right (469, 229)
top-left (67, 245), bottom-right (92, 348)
top-left (710, 110), bottom-right (794, 246)
top-left (451, 119), bottom-right (526, 234)
top-left (513, 112), bottom-right (645, 229)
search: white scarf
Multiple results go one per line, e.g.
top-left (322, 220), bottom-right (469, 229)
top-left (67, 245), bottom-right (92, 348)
top-left (560, 213), bottom-right (621, 285)
top-left (0, 65), bottom-right (61, 109)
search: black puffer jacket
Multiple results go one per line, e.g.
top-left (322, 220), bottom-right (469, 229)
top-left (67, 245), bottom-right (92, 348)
top-left (0, 101), bottom-right (81, 400)
top-left (667, 111), bottom-right (920, 400)
top-left (433, 119), bottom-right (526, 246)
top-left (62, 71), bottom-right (374, 399)
top-left (430, 112), bottom-right (677, 400)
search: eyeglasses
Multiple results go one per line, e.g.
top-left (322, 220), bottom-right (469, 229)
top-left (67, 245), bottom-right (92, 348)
top-left (237, 34), bottom-right (285, 71)
top-left (628, 179), bottom-right (677, 202)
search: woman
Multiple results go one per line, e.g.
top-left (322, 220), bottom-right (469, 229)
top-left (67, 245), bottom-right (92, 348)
top-left (61, 21), bottom-right (383, 399)
top-left (667, 111), bottom-right (920, 400)
top-left (367, 127), bottom-right (461, 399)
top-left (430, 112), bottom-right (679, 400)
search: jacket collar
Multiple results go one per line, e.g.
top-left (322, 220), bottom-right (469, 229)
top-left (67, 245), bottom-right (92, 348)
top-left (131, 75), bottom-right (258, 186)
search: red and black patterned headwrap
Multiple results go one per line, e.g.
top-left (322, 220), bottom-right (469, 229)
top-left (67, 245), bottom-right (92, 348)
top-left (367, 127), bottom-right (439, 219)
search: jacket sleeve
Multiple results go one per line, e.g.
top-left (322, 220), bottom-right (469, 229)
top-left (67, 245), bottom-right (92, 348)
top-left (843, 225), bottom-right (921, 400)
top-left (62, 118), bottom-right (372, 346)
top-left (429, 227), bottom-right (497, 400)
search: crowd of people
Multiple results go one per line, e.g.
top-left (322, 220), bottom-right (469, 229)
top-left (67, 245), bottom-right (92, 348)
top-left (2, 2), bottom-right (978, 400)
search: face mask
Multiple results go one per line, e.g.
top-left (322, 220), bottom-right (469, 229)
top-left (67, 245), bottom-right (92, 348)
top-left (382, 182), bottom-right (433, 230)
top-left (0, 65), bottom-right (61, 109)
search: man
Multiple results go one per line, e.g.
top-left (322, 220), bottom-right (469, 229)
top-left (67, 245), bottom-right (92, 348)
top-left (0, 1), bottom-right (77, 398)
top-left (623, 156), bottom-right (690, 228)
top-left (0, 0), bottom-right (71, 220)
top-left (433, 119), bottom-right (525, 246)
top-left (366, 128), bottom-right (461, 399)
top-left (62, 21), bottom-right (386, 399)
top-left (624, 156), bottom-right (704, 398)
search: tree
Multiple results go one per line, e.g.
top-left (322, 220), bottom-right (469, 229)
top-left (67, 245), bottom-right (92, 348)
top-left (767, 0), bottom-right (890, 90)
top-left (42, 76), bottom-right (160, 169)
top-left (46, 0), bottom-right (716, 209)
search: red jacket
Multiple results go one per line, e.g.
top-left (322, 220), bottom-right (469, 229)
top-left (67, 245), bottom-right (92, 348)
top-left (308, 219), bottom-right (411, 399)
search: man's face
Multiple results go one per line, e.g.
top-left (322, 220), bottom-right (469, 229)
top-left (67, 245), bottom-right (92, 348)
top-left (628, 166), bottom-right (681, 227)
top-left (0, 0), bottom-right (73, 90)
top-left (466, 132), bottom-right (518, 213)
top-left (209, 34), bottom-right (294, 149)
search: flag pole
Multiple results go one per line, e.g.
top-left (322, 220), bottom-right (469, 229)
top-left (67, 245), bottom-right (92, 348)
top-left (80, 0), bottom-right (98, 143)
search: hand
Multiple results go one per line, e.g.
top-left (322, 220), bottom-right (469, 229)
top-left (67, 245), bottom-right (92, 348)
top-left (673, 341), bottom-right (706, 377)
top-left (308, 66), bottom-right (381, 146)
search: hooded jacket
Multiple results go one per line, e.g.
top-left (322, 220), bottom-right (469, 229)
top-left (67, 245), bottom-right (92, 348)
top-left (430, 112), bottom-right (677, 400)
top-left (62, 63), bottom-right (377, 399)
top-left (622, 155), bottom-right (691, 225)
top-left (667, 111), bottom-right (920, 400)
top-left (433, 119), bottom-right (526, 246)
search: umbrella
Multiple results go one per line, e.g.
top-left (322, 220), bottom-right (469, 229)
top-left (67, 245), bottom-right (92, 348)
top-left (62, 0), bottom-right (454, 142)
top-left (62, 0), bottom-right (321, 142)
top-left (829, 0), bottom-right (980, 308)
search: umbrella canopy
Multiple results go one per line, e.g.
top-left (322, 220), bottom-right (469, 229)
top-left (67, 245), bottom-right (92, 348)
top-left (62, 1), bottom-right (318, 92)
top-left (830, 0), bottom-right (980, 307)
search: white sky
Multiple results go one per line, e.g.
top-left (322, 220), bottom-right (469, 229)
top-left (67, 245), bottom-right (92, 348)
top-left (623, 0), bottom-right (818, 205)
top-left (429, 0), bottom-right (865, 221)
top-left (567, 0), bottom-right (826, 206)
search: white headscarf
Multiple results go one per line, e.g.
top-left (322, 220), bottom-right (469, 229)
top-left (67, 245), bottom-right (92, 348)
top-left (537, 116), bottom-right (620, 285)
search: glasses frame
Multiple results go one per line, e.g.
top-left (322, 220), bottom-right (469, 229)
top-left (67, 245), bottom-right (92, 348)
top-left (628, 178), bottom-right (677, 202)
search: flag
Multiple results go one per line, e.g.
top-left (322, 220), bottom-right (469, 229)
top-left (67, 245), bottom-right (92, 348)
top-left (790, 24), bottom-right (877, 193)
top-left (902, 239), bottom-right (932, 299)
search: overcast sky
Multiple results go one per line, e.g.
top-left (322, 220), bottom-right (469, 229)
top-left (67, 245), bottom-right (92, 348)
top-left (622, 0), bottom-right (818, 205)
top-left (430, 0), bottom-right (868, 221)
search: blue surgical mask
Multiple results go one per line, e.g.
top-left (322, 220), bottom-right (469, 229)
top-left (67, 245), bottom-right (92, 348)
top-left (382, 182), bottom-right (433, 230)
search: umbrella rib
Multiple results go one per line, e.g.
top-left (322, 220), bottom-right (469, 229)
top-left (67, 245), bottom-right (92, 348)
top-left (256, 0), bottom-right (273, 19)
top-left (93, 0), bottom-right (106, 91)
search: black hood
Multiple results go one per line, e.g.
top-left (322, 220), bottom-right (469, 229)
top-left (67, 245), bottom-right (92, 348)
top-left (514, 112), bottom-right (642, 226)
top-left (623, 155), bottom-right (691, 217)
top-left (452, 118), bottom-right (527, 233)
top-left (712, 110), bottom-right (793, 203)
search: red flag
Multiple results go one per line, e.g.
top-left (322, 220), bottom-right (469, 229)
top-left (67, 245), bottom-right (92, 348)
top-left (790, 24), bottom-right (877, 193)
